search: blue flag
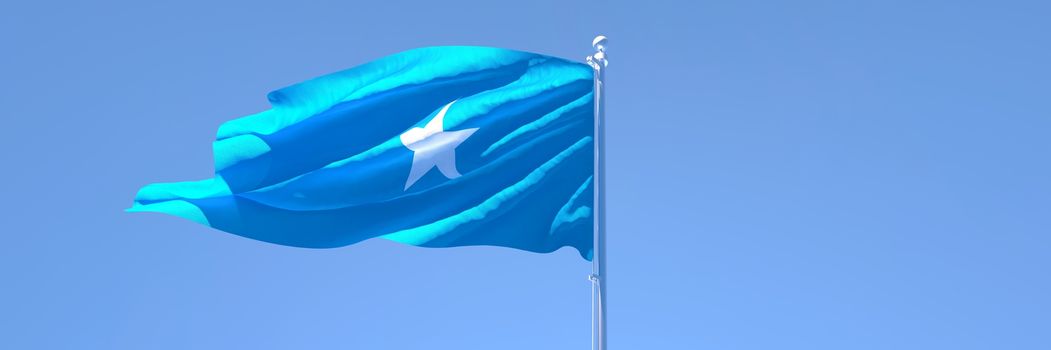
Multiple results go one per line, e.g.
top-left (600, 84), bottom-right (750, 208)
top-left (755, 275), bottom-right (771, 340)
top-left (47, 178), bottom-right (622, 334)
top-left (130, 46), bottom-right (596, 260)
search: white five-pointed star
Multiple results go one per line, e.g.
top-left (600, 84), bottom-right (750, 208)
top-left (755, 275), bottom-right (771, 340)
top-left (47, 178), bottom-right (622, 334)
top-left (399, 100), bottom-right (479, 190)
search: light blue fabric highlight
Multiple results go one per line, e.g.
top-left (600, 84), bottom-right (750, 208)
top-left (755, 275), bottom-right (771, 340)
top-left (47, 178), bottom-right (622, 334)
top-left (213, 135), bottom-right (271, 171)
top-left (551, 176), bottom-right (593, 236)
top-left (215, 47), bottom-right (532, 139)
top-left (132, 177), bottom-right (231, 203)
top-left (441, 58), bottom-right (593, 129)
top-left (127, 200), bottom-right (210, 226)
top-left (484, 92), bottom-right (593, 157)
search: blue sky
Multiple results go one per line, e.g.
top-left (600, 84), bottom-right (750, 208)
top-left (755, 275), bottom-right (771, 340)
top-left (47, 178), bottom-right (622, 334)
top-left (1, 0), bottom-right (1049, 349)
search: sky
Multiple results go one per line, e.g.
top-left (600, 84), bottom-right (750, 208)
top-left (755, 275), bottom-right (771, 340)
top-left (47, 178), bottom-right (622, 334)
top-left (1, 0), bottom-right (1049, 349)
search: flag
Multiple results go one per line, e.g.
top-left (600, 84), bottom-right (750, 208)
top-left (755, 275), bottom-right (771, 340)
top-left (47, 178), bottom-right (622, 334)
top-left (130, 46), bottom-right (595, 260)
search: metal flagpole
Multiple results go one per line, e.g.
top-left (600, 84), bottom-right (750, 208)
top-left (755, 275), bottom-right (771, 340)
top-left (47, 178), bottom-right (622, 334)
top-left (587, 35), bottom-right (608, 350)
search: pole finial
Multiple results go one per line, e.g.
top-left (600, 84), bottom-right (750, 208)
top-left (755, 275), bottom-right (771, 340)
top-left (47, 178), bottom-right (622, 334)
top-left (592, 35), bottom-right (608, 51)
top-left (587, 35), bottom-right (609, 70)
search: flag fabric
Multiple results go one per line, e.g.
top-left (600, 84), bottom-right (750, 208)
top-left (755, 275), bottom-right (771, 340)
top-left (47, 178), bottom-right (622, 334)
top-left (130, 46), bottom-right (596, 260)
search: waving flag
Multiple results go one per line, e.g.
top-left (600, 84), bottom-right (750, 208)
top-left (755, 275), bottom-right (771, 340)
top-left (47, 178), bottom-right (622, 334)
top-left (130, 46), bottom-right (595, 260)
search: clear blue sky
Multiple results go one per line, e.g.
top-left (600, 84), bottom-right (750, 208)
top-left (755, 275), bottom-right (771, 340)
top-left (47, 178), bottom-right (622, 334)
top-left (2, 0), bottom-right (1049, 349)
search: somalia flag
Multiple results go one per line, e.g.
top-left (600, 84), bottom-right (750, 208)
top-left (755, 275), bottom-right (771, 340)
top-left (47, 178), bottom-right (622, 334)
top-left (130, 46), bottom-right (596, 260)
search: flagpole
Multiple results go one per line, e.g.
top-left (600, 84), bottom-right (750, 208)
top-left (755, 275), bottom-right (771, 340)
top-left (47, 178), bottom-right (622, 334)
top-left (587, 35), bottom-right (608, 350)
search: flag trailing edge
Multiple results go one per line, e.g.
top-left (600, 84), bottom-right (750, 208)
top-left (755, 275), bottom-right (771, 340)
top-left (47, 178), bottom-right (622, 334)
top-left (130, 46), bottom-right (596, 260)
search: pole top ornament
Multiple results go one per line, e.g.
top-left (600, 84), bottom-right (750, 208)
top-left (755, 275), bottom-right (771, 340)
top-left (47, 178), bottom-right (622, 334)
top-left (587, 35), bottom-right (608, 70)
